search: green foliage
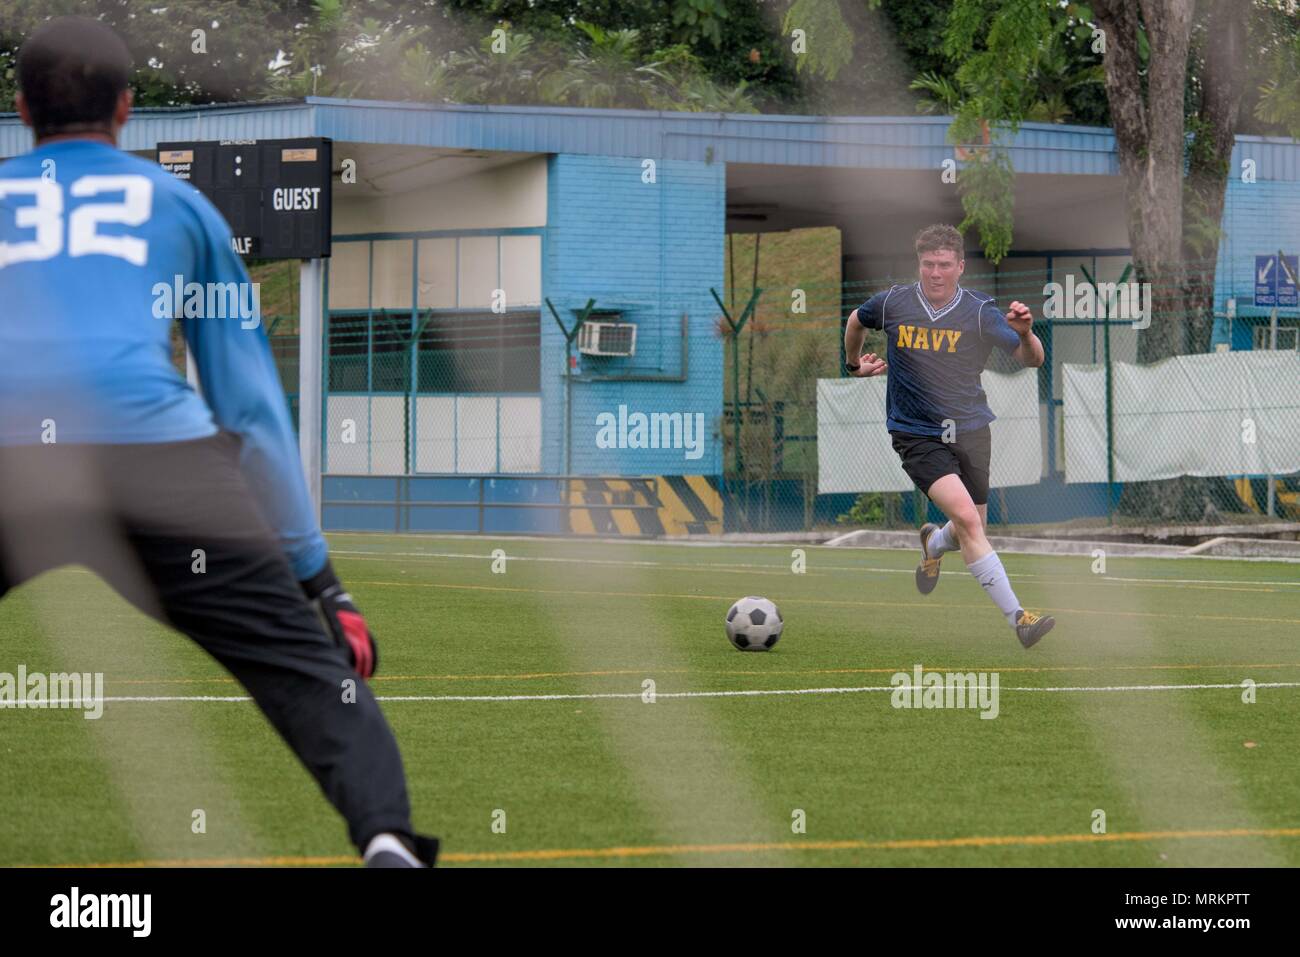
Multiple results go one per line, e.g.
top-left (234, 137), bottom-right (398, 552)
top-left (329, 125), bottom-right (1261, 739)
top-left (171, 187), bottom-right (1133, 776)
top-left (670, 0), bottom-right (728, 49)
top-left (268, 0), bottom-right (366, 97)
top-left (1, 0), bottom-right (308, 108)
top-left (946, 0), bottom-right (1059, 126)
top-left (909, 71), bottom-right (963, 115)
top-left (395, 21), bottom-right (757, 112)
top-left (0, 44), bottom-right (15, 112)
top-left (1021, 31), bottom-right (1105, 122)
top-left (836, 492), bottom-right (884, 526)
top-left (1181, 115), bottom-right (1228, 259)
top-left (955, 148), bottom-right (1016, 263)
top-left (938, 0), bottom-right (1105, 263)
top-left (0, 0), bottom-right (785, 112)
top-left (438, 31), bottom-right (558, 105)
top-left (542, 22), bottom-right (668, 108)
top-left (1255, 27), bottom-right (1300, 138)
top-left (782, 0), bottom-right (856, 82)
top-left (437, 0), bottom-right (799, 109)
top-left (0, 0), bottom-right (1119, 122)
top-left (722, 227), bottom-right (842, 500)
top-left (880, 0), bottom-right (954, 79)
top-left (649, 43), bottom-right (757, 113)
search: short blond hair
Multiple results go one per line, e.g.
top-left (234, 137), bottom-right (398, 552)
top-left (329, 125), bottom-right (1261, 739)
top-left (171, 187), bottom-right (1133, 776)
top-left (914, 224), bottom-right (964, 260)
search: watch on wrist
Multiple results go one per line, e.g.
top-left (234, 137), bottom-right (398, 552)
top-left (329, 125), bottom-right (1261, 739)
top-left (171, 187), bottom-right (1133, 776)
top-left (844, 360), bottom-right (861, 373)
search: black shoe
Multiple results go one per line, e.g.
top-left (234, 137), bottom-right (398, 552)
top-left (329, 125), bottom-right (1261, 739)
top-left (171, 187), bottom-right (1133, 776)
top-left (915, 523), bottom-right (942, 595)
top-left (411, 834), bottom-right (440, 867)
top-left (1015, 609), bottom-right (1056, 649)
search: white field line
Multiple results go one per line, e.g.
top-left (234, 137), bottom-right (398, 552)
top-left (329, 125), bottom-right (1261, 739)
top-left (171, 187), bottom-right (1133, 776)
top-left (325, 531), bottom-right (1300, 565)
top-left (328, 547), bottom-right (1300, 591)
top-left (10, 681), bottom-right (1300, 707)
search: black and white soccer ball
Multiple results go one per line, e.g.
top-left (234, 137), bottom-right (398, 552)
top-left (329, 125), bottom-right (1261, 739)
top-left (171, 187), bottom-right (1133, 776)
top-left (725, 596), bottom-right (783, 651)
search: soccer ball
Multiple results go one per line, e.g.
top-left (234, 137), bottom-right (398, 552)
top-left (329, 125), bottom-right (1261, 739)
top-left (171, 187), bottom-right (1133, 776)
top-left (725, 596), bottom-right (784, 651)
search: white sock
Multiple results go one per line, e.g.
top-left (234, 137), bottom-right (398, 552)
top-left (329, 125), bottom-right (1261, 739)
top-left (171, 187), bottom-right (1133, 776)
top-left (364, 832), bottom-right (424, 867)
top-left (925, 521), bottom-right (959, 558)
top-left (967, 551), bottom-right (1022, 627)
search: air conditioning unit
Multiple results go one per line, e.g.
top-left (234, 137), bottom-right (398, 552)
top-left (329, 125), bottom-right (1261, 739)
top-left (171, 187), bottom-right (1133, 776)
top-left (578, 320), bottom-right (637, 357)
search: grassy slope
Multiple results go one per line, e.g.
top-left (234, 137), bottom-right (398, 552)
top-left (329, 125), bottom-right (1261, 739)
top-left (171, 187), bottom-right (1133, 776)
top-left (723, 228), bottom-right (845, 478)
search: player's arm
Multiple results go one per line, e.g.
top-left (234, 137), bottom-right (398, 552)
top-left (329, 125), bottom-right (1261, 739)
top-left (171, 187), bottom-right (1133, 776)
top-left (986, 300), bottom-right (1044, 368)
top-left (844, 294), bottom-right (888, 377)
top-left (181, 210), bottom-right (328, 581)
top-left (181, 198), bottom-right (377, 677)
top-left (1005, 301), bottom-right (1045, 367)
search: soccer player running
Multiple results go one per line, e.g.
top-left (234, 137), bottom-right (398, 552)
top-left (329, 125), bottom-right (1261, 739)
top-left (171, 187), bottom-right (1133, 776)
top-left (843, 225), bottom-right (1056, 648)
top-left (0, 18), bottom-right (436, 866)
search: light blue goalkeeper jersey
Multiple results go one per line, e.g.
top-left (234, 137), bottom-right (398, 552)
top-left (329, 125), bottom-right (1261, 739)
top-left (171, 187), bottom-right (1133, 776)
top-left (0, 138), bottom-right (327, 580)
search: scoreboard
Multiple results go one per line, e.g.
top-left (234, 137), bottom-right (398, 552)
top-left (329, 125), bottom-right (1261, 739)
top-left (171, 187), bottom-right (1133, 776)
top-left (156, 137), bottom-right (333, 259)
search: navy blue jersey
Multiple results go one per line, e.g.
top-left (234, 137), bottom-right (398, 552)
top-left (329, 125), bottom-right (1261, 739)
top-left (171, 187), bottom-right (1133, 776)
top-left (0, 140), bottom-right (327, 579)
top-left (855, 282), bottom-right (1021, 437)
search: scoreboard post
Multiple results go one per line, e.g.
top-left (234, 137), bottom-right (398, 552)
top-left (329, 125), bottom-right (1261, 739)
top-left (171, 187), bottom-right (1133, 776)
top-left (157, 138), bottom-right (333, 517)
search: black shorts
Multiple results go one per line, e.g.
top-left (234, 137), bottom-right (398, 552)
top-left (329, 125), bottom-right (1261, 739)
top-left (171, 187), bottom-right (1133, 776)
top-left (890, 425), bottom-right (992, 505)
top-left (0, 431), bottom-right (414, 851)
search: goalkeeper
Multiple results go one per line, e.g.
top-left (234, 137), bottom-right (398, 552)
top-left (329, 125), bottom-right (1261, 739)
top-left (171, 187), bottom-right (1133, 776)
top-left (0, 17), bottom-right (435, 867)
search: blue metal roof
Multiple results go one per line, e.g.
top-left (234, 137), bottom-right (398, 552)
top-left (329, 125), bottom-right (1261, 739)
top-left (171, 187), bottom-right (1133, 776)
top-left (2, 97), bottom-right (1298, 180)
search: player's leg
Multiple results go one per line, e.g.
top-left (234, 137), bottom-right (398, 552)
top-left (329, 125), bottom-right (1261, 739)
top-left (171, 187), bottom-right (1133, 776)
top-left (942, 426), bottom-right (1055, 647)
top-left (890, 431), bottom-right (962, 594)
top-left (127, 532), bottom-right (432, 858)
top-left (918, 503), bottom-right (981, 566)
top-left (97, 435), bottom-right (436, 862)
top-left (925, 474), bottom-right (996, 564)
top-left (920, 442), bottom-right (987, 566)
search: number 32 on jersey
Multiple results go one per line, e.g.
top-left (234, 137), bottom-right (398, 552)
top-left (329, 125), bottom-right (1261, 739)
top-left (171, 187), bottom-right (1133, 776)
top-left (0, 174), bottom-right (153, 268)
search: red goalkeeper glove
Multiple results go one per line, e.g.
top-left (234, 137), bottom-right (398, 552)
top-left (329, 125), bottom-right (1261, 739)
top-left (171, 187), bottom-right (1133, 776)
top-left (301, 562), bottom-right (378, 679)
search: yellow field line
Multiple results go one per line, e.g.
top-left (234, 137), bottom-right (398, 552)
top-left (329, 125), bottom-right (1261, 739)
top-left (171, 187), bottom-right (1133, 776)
top-left (349, 578), bottom-right (1300, 626)
top-left (110, 661), bottom-right (1300, 686)
top-left (37, 855), bottom-right (357, 868)
top-left (25, 826), bottom-right (1300, 868)
top-left (441, 827), bottom-right (1300, 863)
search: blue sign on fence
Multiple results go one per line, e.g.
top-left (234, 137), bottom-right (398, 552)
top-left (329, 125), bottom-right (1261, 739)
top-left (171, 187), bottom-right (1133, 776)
top-left (1255, 253), bottom-right (1298, 307)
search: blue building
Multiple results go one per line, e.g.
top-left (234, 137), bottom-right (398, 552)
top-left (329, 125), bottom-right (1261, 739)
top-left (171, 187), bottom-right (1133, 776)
top-left (2, 99), bottom-right (1297, 532)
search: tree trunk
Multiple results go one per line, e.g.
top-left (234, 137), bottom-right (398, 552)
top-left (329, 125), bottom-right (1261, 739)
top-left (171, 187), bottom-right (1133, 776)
top-left (1183, 0), bottom-right (1249, 354)
top-left (1093, 1), bottom-right (1252, 523)
top-left (1094, 0), bottom-right (1195, 361)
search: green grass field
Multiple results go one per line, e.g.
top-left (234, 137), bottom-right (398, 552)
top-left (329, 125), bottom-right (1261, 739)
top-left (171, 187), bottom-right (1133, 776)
top-left (3, 532), bottom-right (1299, 867)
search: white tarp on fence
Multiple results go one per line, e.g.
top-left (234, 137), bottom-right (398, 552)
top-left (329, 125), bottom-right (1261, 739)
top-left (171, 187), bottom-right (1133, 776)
top-left (817, 370), bottom-right (1043, 494)
top-left (1062, 350), bottom-right (1300, 483)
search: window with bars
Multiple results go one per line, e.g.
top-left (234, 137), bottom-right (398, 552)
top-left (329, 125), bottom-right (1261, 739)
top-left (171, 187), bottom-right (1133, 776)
top-left (327, 308), bottom-right (541, 394)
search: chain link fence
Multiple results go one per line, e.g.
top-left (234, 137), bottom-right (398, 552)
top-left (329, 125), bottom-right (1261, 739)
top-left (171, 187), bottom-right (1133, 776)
top-left (254, 257), bottom-right (1299, 537)
top-left (719, 266), bottom-right (1300, 535)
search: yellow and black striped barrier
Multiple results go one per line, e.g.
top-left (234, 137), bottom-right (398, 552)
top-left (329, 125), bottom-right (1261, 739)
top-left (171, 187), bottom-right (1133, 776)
top-left (566, 476), bottom-right (722, 536)
top-left (1233, 476), bottom-right (1300, 518)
